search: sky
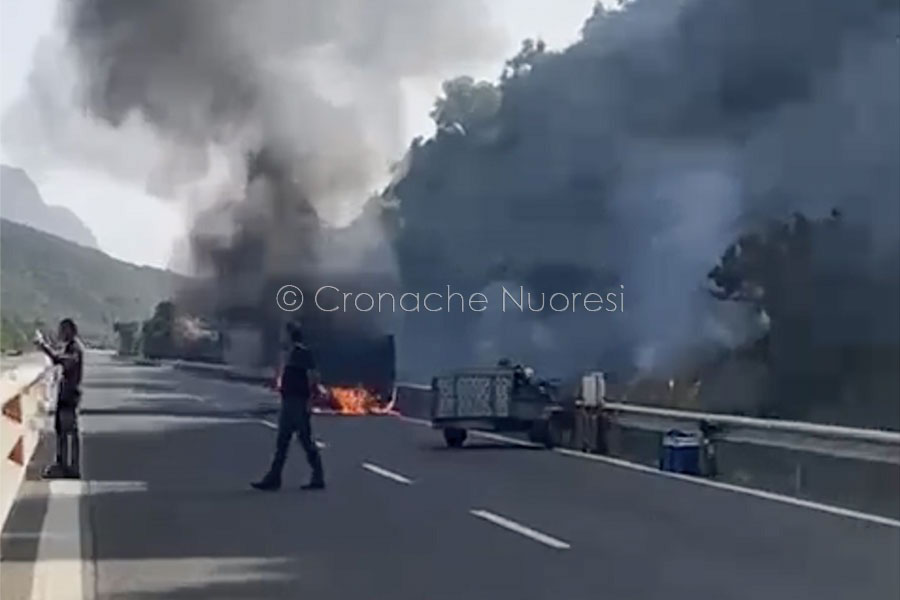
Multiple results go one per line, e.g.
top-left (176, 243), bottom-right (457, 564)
top-left (0, 0), bottom-right (599, 270)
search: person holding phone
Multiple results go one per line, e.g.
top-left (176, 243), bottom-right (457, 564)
top-left (34, 318), bottom-right (84, 479)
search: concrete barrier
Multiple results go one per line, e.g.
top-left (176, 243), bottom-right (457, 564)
top-left (1, 363), bottom-right (56, 529)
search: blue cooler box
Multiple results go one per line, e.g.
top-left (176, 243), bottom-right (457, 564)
top-left (659, 430), bottom-right (702, 475)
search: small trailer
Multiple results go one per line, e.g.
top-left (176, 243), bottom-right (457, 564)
top-left (430, 366), bottom-right (562, 448)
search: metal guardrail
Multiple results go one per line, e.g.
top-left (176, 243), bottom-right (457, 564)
top-left (396, 382), bottom-right (431, 391)
top-left (394, 382), bottom-right (900, 465)
top-left (124, 365), bottom-right (900, 465)
top-left (133, 359), bottom-right (276, 385)
top-left (1, 362), bottom-right (56, 528)
top-left (602, 402), bottom-right (900, 465)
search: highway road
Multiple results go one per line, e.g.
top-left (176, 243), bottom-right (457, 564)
top-left (2, 353), bottom-right (899, 599)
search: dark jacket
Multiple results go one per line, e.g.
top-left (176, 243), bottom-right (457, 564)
top-left (280, 343), bottom-right (316, 399)
top-left (54, 339), bottom-right (84, 407)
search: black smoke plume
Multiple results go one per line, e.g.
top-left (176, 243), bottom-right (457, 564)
top-left (47, 0), bottom-right (502, 354)
top-left (9, 0), bottom-right (899, 426)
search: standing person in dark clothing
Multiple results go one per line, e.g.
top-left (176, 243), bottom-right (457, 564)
top-left (251, 322), bottom-right (325, 491)
top-left (34, 318), bottom-right (84, 479)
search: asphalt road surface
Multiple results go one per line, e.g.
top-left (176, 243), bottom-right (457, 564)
top-left (2, 352), bottom-right (899, 599)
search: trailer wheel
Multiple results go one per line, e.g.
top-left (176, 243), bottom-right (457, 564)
top-left (543, 412), bottom-right (570, 449)
top-left (443, 428), bottom-right (467, 448)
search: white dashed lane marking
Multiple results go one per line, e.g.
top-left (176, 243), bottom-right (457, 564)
top-left (470, 509), bottom-right (571, 550)
top-left (361, 462), bottom-right (413, 485)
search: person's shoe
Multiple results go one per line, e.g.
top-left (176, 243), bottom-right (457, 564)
top-left (63, 468), bottom-right (82, 479)
top-left (250, 476), bottom-right (281, 491)
top-left (41, 464), bottom-right (68, 479)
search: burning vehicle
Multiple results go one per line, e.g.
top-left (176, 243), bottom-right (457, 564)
top-left (308, 331), bottom-right (397, 415)
top-left (218, 315), bottom-right (398, 415)
top-left (219, 317), bottom-right (397, 415)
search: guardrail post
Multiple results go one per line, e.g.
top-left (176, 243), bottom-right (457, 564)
top-left (594, 408), bottom-right (610, 455)
top-left (699, 420), bottom-right (718, 478)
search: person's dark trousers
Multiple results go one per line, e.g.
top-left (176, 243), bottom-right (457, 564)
top-left (266, 398), bottom-right (324, 483)
top-left (54, 404), bottom-right (81, 476)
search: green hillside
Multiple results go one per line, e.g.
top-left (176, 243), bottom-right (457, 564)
top-left (1, 218), bottom-right (182, 349)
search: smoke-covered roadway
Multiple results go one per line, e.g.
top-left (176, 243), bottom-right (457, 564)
top-left (2, 352), bottom-right (897, 600)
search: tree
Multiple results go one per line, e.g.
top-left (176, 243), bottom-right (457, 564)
top-left (0, 315), bottom-right (28, 352)
top-left (707, 211), bottom-right (821, 323)
top-left (430, 76), bottom-right (502, 134)
top-left (706, 209), bottom-right (900, 424)
top-left (501, 38), bottom-right (547, 81)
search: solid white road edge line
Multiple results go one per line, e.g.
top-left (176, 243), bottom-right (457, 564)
top-left (30, 480), bottom-right (85, 600)
top-left (553, 447), bottom-right (900, 529)
top-left (2, 532), bottom-right (74, 541)
top-left (361, 462), bottom-right (413, 485)
top-left (470, 430), bottom-right (541, 448)
top-left (258, 419), bottom-right (326, 448)
top-left (396, 415), bottom-right (430, 426)
top-left (396, 415), bottom-right (900, 529)
top-left (470, 509), bottom-right (571, 550)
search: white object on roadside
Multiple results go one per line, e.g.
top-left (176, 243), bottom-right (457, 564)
top-left (581, 372), bottom-right (606, 407)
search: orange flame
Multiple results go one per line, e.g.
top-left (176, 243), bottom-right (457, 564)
top-left (326, 385), bottom-right (396, 415)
